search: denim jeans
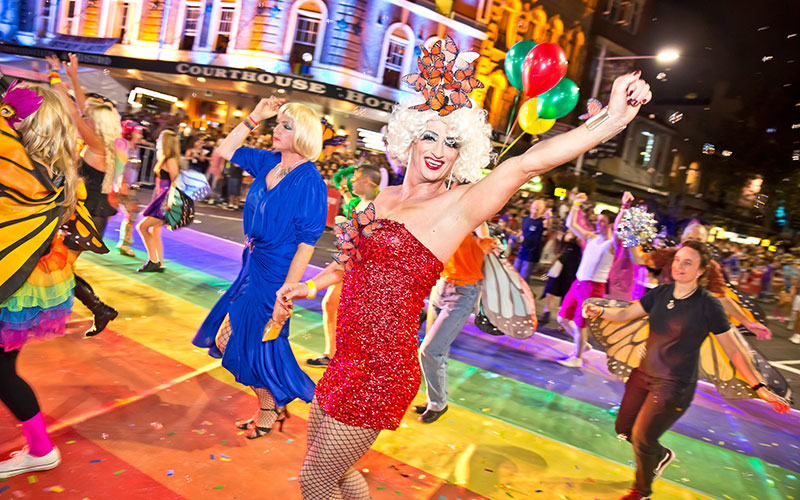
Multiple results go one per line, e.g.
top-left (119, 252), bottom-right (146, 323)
top-left (513, 257), bottom-right (533, 280)
top-left (420, 279), bottom-right (482, 411)
top-left (615, 369), bottom-right (696, 495)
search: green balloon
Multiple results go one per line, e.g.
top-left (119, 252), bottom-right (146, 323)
top-left (536, 77), bottom-right (580, 119)
top-left (504, 40), bottom-right (537, 91)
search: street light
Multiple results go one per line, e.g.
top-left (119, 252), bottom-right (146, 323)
top-left (575, 46), bottom-right (680, 174)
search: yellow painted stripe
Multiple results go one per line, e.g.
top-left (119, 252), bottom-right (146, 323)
top-left (74, 260), bottom-right (718, 500)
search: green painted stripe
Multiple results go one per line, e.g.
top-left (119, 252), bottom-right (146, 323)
top-left (83, 250), bottom-right (798, 500)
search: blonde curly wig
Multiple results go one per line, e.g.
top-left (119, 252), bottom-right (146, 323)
top-left (385, 96), bottom-right (494, 183)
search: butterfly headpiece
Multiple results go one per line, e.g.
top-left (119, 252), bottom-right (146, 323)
top-left (0, 81), bottom-right (43, 130)
top-left (402, 35), bottom-right (483, 117)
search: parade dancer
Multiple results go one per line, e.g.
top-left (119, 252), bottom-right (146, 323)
top-left (136, 130), bottom-right (181, 272)
top-left (0, 82), bottom-right (108, 478)
top-left (192, 97), bottom-right (327, 439)
top-left (116, 120), bottom-right (146, 257)
top-left (276, 36), bottom-right (652, 499)
top-left (307, 165), bottom-right (382, 367)
top-left (45, 53), bottom-right (120, 337)
top-left (414, 226), bottom-right (493, 423)
top-left (632, 222), bottom-right (773, 339)
top-left (583, 241), bottom-right (789, 500)
top-left (513, 199), bottom-right (550, 280)
top-left (539, 229), bottom-right (581, 324)
top-left (556, 193), bottom-right (617, 368)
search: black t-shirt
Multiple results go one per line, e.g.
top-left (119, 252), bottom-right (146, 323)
top-left (638, 284), bottom-right (731, 383)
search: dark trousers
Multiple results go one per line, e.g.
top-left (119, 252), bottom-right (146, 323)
top-left (0, 349), bottom-right (40, 421)
top-left (615, 369), bottom-right (695, 495)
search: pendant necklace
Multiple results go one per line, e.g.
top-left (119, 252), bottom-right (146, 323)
top-left (274, 158), bottom-right (305, 181)
top-left (667, 285), bottom-right (698, 310)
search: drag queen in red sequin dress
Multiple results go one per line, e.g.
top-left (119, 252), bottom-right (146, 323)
top-left (277, 36), bottom-right (653, 499)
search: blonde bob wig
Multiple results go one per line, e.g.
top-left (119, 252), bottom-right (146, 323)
top-left (385, 96), bottom-right (493, 183)
top-left (14, 83), bottom-right (78, 223)
top-left (85, 97), bottom-right (122, 194)
top-left (279, 102), bottom-right (322, 161)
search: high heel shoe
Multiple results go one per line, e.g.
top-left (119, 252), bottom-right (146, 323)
top-left (245, 408), bottom-right (281, 440)
top-left (276, 407), bottom-right (290, 432)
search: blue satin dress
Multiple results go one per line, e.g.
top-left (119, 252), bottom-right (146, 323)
top-left (192, 147), bottom-right (326, 406)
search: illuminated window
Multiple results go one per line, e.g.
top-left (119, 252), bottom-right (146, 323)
top-left (290, 5), bottom-right (322, 65)
top-left (62, 0), bottom-right (79, 34)
top-left (179, 3), bottom-right (201, 50)
top-left (214, 6), bottom-right (236, 52)
top-left (381, 25), bottom-right (413, 89)
top-left (634, 130), bottom-right (655, 167)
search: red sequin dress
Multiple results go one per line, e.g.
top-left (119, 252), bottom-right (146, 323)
top-left (315, 218), bottom-right (443, 430)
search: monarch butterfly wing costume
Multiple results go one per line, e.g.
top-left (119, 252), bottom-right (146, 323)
top-left (585, 297), bottom-right (792, 402)
top-left (163, 187), bottom-right (194, 230)
top-left (0, 117), bottom-right (65, 303)
top-left (723, 282), bottom-right (768, 336)
top-left (699, 330), bottom-right (792, 401)
top-left (585, 298), bottom-right (649, 380)
top-left (60, 181), bottom-right (110, 254)
top-left (479, 253), bottom-right (537, 339)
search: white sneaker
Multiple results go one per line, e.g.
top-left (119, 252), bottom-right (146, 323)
top-left (0, 446), bottom-right (61, 479)
top-left (653, 448), bottom-right (675, 481)
top-left (790, 334), bottom-right (800, 345)
top-left (558, 356), bottom-right (583, 368)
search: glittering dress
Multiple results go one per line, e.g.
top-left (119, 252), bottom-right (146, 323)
top-left (315, 218), bottom-right (443, 430)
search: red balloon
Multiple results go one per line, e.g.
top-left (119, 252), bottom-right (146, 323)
top-left (521, 43), bottom-right (568, 98)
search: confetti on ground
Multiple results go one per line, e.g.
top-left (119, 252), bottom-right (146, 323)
top-left (192, 429), bottom-right (207, 435)
top-left (113, 470), bottom-right (125, 476)
top-left (201, 420), bottom-right (213, 426)
top-left (377, 486), bottom-right (386, 490)
top-left (213, 485), bottom-right (225, 490)
top-left (167, 432), bottom-right (176, 436)
top-left (167, 470), bottom-right (174, 476)
top-left (0, 486), bottom-right (8, 493)
top-left (27, 476), bottom-right (37, 484)
top-left (210, 454), bottom-right (215, 460)
top-left (484, 468), bottom-right (494, 472)
top-left (65, 441), bottom-right (76, 445)
top-left (90, 459), bottom-right (102, 463)
top-left (49, 486), bottom-right (65, 493)
top-left (288, 477), bottom-right (297, 481)
top-left (220, 458), bottom-right (231, 462)
top-left (221, 440), bottom-right (227, 446)
top-left (395, 491), bottom-right (402, 496)
top-left (286, 439), bottom-right (294, 444)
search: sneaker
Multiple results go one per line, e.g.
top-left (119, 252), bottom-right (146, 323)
top-left (419, 405), bottom-right (448, 424)
top-left (618, 489), bottom-right (650, 500)
top-left (557, 356), bottom-right (583, 368)
top-left (790, 334), bottom-right (800, 345)
top-left (305, 355), bottom-right (330, 367)
top-left (0, 446), bottom-right (61, 479)
top-left (538, 311), bottom-right (550, 324)
top-left (653, 448), bottom-right (675, 482)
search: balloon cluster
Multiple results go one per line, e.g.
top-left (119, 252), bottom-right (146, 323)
top-left (504, 41), bottom-right (579, 135)
top-left (616, 207), bottom-right (659, 247)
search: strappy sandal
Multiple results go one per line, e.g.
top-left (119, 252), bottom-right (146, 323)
top-left (245, 408), bottom-right (280, 440)
top-left (276, 406), bottom-right (290, 432)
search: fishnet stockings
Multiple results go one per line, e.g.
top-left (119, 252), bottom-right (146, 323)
top-left (300, 398), bottom-right (379, 500)
top-left (215, 315), bottom-right (281, 431)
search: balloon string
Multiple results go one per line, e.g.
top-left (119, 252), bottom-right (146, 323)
top-left (499, 132), bottom-right (526, 159)
top-left (505, 91), bottom-right (521, 137)
top-left (501, 113), bottom-right (520, 151)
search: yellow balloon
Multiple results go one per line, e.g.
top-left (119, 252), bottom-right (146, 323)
top-left (518, 98), bottom-right (556, 135)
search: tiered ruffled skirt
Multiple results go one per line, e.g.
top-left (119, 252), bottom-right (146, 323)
top-left (0, 236), bottom-right (75, 352)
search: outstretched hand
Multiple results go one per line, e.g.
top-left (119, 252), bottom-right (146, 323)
top-left (607, 71), bottom-right (652, 127)
top-left (65, 53), bottom-right (79, 80)
top-left (275, 282), bottom-right (309, 312)
top-left (746, 321), bottom-right (772, 340)
top-left (756, 387), bottom-right (791, 413)
top-left (45, 54), bottom-right (61, 72)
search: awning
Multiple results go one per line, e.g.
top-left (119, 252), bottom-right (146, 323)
top-left (0, 42), bottom-right (397, 113)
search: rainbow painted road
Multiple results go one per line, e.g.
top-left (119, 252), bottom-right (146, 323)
top-left (0, 218), bottom-right (798, 499)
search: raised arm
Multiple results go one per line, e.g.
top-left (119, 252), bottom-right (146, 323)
top-left (217, 96), bottom-right (284, 161)
top-left (458, 72), bottom-right (651, 229)
top-left (64, 53), bottom-right (87, 113)
top-left (565, 193), bottom-right (593, 241)
top-left (613, 191), bottom-right (634, 245)
top-left (715, 329), bottom-right (790, 413)
top-left (45, 54), bottom-right (105, 154)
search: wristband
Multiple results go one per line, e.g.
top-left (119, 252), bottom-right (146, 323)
top-left (621, 201), bottom-right (632, 210)
top-left (244, 115), bottom-right (259, 131)
top-left (49, 78), bottom-right (62, 85)
top-left (585, 106), bottom-right (626, 142)
top-left (597, 306), bottom-right (605, 319)
top-left (305, 279), bottom-right (317, 299)
top-left (751, 382), bottom-right (767, 391)
top-left (48, 71), bottom-right (59, 78)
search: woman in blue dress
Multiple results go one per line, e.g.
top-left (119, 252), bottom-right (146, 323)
top-left (193, 97), bottom-right (327, 439)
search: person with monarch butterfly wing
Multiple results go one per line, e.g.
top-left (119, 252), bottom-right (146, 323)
top-left (45, 53), bottom-right (122, 337)
top-left (192, 97), bottom-right (327, 441)
top-left (0, 83), bottom-right (109, 479)
top-left (583, 240), bottom-right (789, 500)
top-left (631, 222), bottom-right (773, 340)
top-left (275, 35), bottom-right (653, 499)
